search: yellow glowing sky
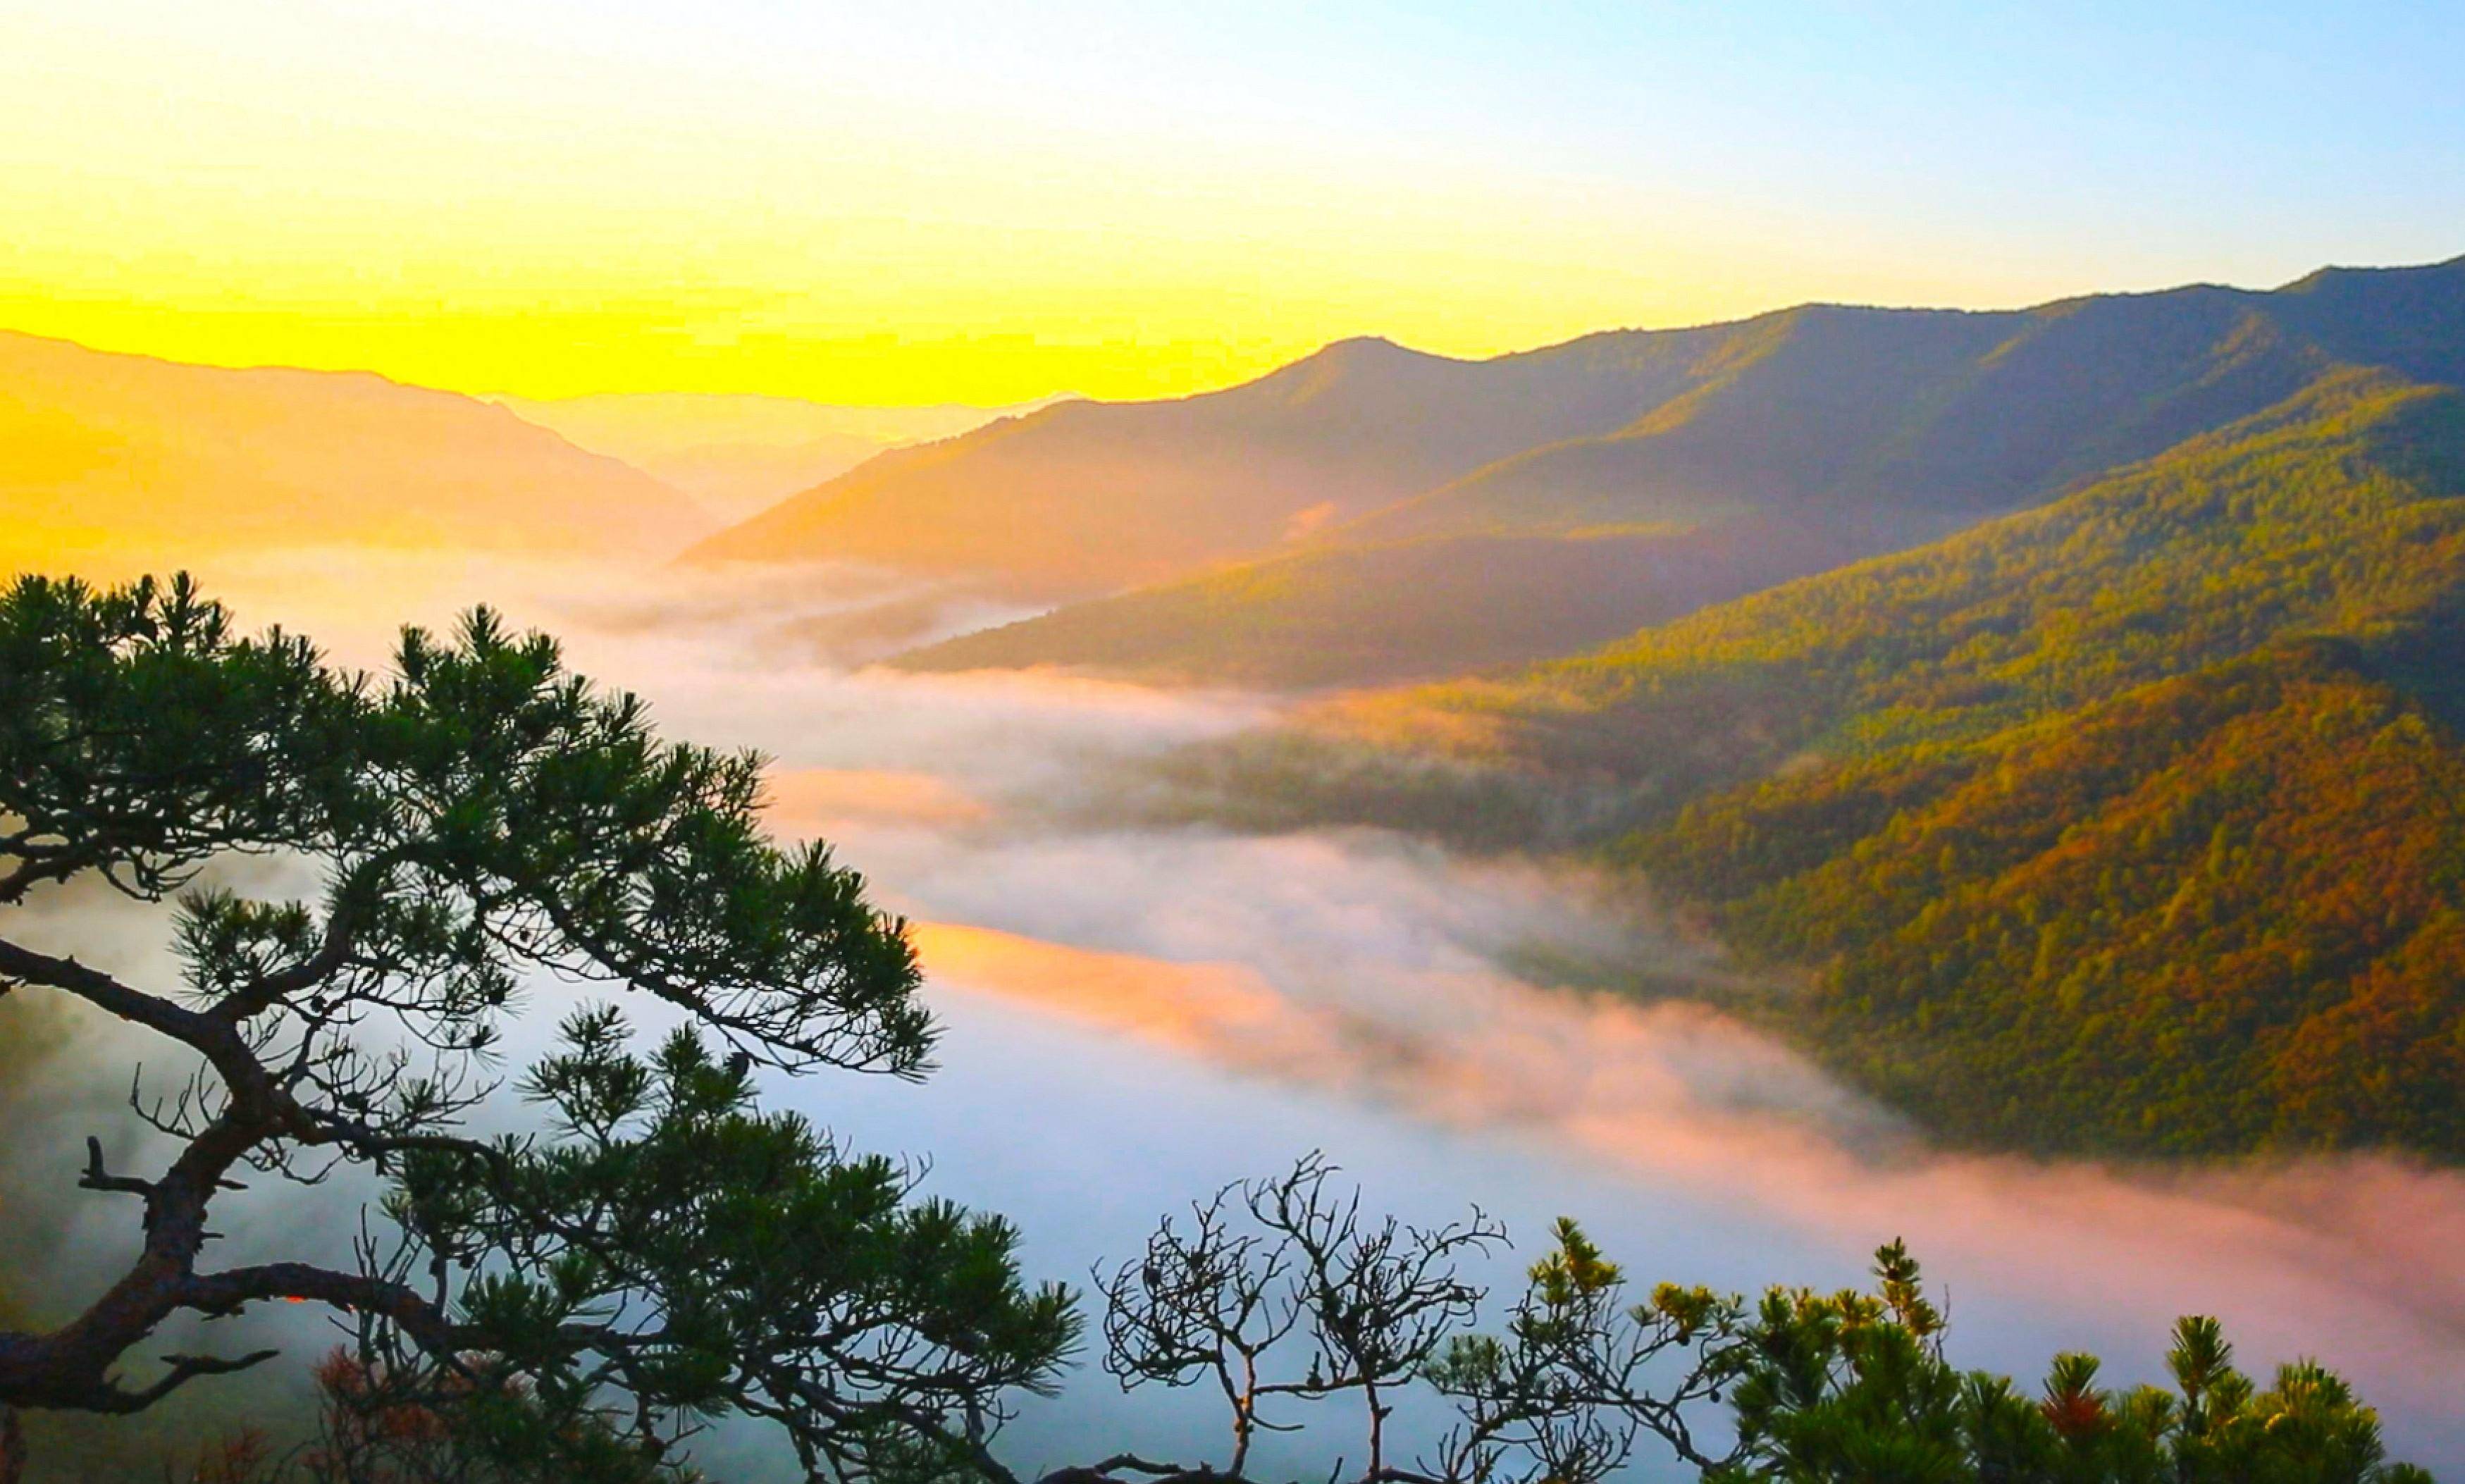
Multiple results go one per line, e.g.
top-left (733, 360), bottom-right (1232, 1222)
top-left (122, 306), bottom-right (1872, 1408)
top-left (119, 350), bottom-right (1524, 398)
top-left (6, 3), bottom-right (2461, 405)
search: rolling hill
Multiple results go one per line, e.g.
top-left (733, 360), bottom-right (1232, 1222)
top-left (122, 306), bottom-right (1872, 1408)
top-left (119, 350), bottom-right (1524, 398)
top-left (0, 331), bottom-right (710, 576)
top-left (1264, 366), bottom-right (2465, 1156)
top-left (885, 256), bottom-right (2465, 686)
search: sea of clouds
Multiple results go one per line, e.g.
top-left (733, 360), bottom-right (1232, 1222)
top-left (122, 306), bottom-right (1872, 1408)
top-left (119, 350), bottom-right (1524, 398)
top-left (7, 551), bottom-right (2461, 1477)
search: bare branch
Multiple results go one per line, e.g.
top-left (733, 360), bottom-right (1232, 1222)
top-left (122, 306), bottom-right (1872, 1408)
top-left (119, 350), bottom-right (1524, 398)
top-left (100, 1349), bottom-right (283, 1414)
top-left (77, 1137), bottom-right (155, 1201)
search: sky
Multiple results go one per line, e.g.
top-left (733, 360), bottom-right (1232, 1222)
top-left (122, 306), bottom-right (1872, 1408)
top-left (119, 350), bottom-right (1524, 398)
top-left (4, 0), bottom-right (2463, 405)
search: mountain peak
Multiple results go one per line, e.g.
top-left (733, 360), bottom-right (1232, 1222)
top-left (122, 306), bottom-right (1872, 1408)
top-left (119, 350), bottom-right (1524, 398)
top-left (1316, 334), bottom-right (1408, 356)
top-left (2274, 253), bottom-right (2465, 296)
top-left (1285, 335), bottom-right (1445, 373)
top-left (1228, 334), bottom-right (1469, 411)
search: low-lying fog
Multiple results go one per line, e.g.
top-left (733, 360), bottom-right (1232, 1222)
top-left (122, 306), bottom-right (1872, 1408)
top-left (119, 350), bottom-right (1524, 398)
top-left (11, 552), bottom-right (2464, 1477)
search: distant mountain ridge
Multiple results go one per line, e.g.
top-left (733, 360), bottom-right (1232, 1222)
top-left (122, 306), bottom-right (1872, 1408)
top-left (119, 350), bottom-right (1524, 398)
top-left (688, 331), bottom-right (1729, 593)
top-left (887, 255), bottom-right (2465, 685)
top-left (0, 331), bottom-right (710, 576)
top-left (1352, 260), bottom-right (2465, 542)
top-left (493, 391), bottom-right (1073, 524)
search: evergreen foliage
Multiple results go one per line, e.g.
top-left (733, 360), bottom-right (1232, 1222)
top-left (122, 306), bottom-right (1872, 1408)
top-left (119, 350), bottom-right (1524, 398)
top-left (1693, 1242), bottom-right (2430, 1484)
top-left (0, 574), bottom-right (1061, 1483)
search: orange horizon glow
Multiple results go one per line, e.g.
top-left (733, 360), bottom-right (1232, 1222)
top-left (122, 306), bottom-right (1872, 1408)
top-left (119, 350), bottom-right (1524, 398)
top-left (7, 4), bottom-right (2459, 407)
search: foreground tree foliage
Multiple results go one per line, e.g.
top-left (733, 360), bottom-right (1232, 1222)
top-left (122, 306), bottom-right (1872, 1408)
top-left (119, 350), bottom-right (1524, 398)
top-left (0, 574), bottom-right (1066, 1483)
top-left (1695, 1242), bottom-right (2433, 1484)
top-left (0, 578), bottom-right (2435, 1483)
top-left (1070, 1169), bottom-right (2432, 1484)
top-left (161, 1347), bottom-right (660, 1484)
top-left (156, 1158), bottom-right (2438, 1484)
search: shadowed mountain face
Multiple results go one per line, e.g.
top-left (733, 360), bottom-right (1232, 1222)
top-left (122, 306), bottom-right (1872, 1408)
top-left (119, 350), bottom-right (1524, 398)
top-left (1323, 371), bottom-right (2465, 788)
top-left (0, 332), bottom-right (711, 576)
top-left (861, 257), bottom-right (2465, 685)
top-left (894, 517), bottom-right (1883, 688)
top-left (1369, 259), bottom-right (2465, 545)
top-left (686, 331), bottom-right (1744, 593)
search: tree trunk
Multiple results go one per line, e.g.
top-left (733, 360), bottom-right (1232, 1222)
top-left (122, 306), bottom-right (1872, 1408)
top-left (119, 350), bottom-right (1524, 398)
top-left (0, 1404), bottom-right (25, 1484)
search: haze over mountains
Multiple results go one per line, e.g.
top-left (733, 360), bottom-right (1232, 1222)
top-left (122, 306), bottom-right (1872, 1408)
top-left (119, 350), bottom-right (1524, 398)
top-left (0, 330), bottom-right (710, 576)
top-left (686, 333), bottom-right (1729, 593)
top-left (873, 256), bottom-right (2465, 684)
top-left (493, 390), bottom-right (1072, 524)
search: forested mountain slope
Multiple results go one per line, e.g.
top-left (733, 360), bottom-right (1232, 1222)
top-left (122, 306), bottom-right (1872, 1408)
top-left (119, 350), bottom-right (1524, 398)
top-left (888, 257), bottom-right (2465, 684)
top-left (0, 332), bottom-right (709, 575)
top-left (1643, 643), bottom-right (2465, 1154)
top-left (1292, 370), bottom-right (2465, 1156)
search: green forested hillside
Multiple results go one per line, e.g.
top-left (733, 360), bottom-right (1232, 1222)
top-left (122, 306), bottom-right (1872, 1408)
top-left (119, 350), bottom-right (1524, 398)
top-left (1304, 369), bottom-right (2465, 1156)
top-left (1640, 645), bottom-right (2465, 1154)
